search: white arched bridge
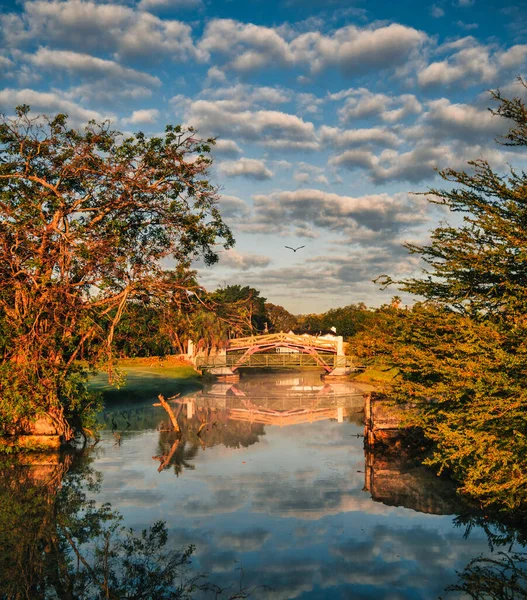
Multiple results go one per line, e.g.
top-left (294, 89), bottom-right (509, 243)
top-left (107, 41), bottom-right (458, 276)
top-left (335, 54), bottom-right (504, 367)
top-left (193, 332), bottom-right (354, 378)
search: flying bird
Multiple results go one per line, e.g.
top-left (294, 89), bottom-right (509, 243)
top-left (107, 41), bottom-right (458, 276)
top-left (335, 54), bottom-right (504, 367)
top-left (285, 245), bottom-right (305, 252)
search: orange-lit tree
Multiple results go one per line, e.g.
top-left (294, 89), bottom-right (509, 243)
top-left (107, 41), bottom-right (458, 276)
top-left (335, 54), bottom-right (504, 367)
top-left (372, 79), bottom-right (527, 509)
top-left (0, 106), bottom-right (233, 442)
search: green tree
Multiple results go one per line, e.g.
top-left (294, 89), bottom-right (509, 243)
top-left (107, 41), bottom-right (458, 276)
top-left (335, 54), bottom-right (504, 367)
top-left (374, 79), bottom-right (527, 509)
top-left (263, 303), bottom-right (298, 333)
top-left (212, 285), bottom-right (267, 334)
top-left (0, 106), bottom-right (233, 442)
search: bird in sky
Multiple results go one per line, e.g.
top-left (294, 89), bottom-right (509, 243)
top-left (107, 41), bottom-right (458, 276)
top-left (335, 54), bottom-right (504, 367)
top-left (285, 245), bottom-right (305, 252)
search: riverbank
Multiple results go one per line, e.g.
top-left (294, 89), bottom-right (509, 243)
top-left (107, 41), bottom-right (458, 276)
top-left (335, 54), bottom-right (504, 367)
top-left (88, 356), bottom-right (202, 405)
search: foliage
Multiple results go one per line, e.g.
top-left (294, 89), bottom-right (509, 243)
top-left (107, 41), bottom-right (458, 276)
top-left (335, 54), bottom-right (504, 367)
top-left (263, 302), bottom-right (298, 333)
top-left (0, 106), bottom-right (232, 440)
top-left (446, 552), bottom-right (527, 599)
top-left (371, 79), bottom-right (527, 510)
top-left (0, 453), bottom-right (260, 599)
top-left (297, 303), bottom-right (373, 338)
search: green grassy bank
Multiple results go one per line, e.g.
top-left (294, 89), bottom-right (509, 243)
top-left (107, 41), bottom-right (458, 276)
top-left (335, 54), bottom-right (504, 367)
top-left (88, 356), bottom-right (202, 405)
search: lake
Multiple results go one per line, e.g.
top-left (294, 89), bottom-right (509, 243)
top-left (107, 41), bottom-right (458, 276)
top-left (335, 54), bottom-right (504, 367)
top-left (2, 370), bottom-right (526, 599)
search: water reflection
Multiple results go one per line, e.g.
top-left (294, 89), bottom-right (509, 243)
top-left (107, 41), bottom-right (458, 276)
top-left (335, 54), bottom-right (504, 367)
top-left (0, 453), bottom-right (261, 600)
top-left (91, 372), bottom-right (527, 598)
top-left (364, 445), bottom-right (466, 516)
top-left (136, 374), bottom-right (365, 476)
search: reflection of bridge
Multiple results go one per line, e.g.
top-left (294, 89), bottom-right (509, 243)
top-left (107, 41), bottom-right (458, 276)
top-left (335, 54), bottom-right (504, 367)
top-left (193, 332), bottom-right (353, 378)
top-left (174, 381), bottom-right (365, 428)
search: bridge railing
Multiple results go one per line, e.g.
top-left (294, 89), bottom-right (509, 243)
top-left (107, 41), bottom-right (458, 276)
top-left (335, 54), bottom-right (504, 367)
top-left (226, 332), bottom-right (339, 353)
top-left (195, 353), bottom-right (353, 369)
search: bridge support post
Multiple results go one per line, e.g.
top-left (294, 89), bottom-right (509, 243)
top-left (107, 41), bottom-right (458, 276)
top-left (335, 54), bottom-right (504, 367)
top-left (322, 356), bottom-right (352, 381)
top-left (205, 367), bottom-right (240, 382)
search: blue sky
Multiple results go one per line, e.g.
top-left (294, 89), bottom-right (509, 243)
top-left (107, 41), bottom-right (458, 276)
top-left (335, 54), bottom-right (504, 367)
top-left (1, 0), bottom-right (526, 312)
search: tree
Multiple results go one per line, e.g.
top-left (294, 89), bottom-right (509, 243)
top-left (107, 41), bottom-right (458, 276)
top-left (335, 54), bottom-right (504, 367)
top-left (0, 106), bottom-right (233, 442)
top-left (263, 303), bottom-right (298, 333)
top-left (211, 285), bottom-right (267, 334)
top-left (373, 79), bottom-right (527, 510)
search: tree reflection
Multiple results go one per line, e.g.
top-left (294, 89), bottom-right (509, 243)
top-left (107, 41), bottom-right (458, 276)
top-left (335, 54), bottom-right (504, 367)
top-left (0, 453), bottom-right (259, 599)
top-left (445, 552), bottom-right (527, 599)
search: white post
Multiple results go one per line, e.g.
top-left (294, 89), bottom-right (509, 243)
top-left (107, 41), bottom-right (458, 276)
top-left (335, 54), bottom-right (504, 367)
top-left (187, 399), bottom-right (194, 419)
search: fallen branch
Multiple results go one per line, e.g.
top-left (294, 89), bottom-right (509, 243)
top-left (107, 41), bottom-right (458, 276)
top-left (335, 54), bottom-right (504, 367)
top-left (153, 394), bottom-right (181, 433)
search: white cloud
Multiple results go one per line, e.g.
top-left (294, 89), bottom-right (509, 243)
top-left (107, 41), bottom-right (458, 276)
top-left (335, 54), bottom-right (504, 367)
top-left (199, 19), bottom-right (294, 72)
top-left (122, 108), bottom-right (159, 124)
top-left (217, 195), bottom-right (250, 220)
top-left (0, 88), bottom-right (113, 125)
top-left (199, 19), bottom-right (426, 78)
top-left (202, 83), bottom-right (292, 107)
top-left (251, 189), bottom-right (428, 235)
top-left (0, 55), bottom-right (13, 69)
top-left (320, 125), bottom-right (400, 149)
top-left (27, 48), bottom-right (161, 86)
top-left (138, 0), bottom-right (203, 10)
top-left (218, 157), bottom-right (273, 180)
top-left (423, 98), bottom-right (503, 141)
top-left (291, 23), bottom-right (427, 75)
top-left (185, 100), bottom-right (318, 149)
top-left (419, 41), bottom-right (527, 88)
top-left (456, 21), bottom-right (479, 31)
top-left (430, 5), bottom-right (445, 18)
top-left (211, 139), bottom-right (243, 156)
top-left (329, 139), bottom-right (511, 184)
top-left (219, 249), bottom-right (271, 270)
top-left (2, 1), bottom-right (200, 62)
top-left (335, 89), bottom-right (422, 124)
top-left (63, 83), bottom-right (153, 104)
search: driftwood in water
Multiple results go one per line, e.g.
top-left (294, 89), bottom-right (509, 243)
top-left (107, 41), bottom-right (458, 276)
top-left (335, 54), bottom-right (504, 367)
top-left (153, 394), bottom-right (181, 433)
top-left (153, 438), bottom-right (180, 472)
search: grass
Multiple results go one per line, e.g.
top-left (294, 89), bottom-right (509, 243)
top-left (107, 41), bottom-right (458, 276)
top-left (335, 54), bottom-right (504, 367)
top-left (88, 356), bottom-right (202, 405)
top-left (351, 366), bottom-right (399, 384)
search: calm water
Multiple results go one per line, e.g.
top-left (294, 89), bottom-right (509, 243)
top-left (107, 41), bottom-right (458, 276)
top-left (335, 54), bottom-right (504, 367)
top-left (3, 371), bottom-right (526, 599)
top-left (90, 371), bottom-right (524, 599)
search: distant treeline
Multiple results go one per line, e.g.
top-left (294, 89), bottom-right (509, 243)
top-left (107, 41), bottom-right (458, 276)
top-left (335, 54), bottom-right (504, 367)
top-left (111, 283), bottom-right (393, 357)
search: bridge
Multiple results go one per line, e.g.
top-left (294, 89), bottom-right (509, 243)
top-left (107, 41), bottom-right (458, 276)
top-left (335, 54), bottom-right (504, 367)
top-left (192, 332), bottom-right (354, 378)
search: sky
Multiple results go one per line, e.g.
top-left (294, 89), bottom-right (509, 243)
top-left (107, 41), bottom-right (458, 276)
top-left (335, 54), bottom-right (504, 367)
top-left (0, 0), bottom-right (526, 313)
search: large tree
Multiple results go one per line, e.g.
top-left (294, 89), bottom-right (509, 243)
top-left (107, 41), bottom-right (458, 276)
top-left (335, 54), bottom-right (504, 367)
top-left (0, 106), bottom-right (233, 441)
top-left (370, 79), bottom-right (527, 510)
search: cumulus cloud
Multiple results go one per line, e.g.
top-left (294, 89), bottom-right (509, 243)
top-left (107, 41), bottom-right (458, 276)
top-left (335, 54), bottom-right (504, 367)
top-left (216, 195), bottom-right (250, 220)
top-left (63, 83), bottom-right (153, 105)
top-left (430, 5), bottom-right (445, 18)
top-left (334, 89), bottom-right (422, 124)
top-left (250, 189), bottom-right (428, 236)
top-left (122, 108), bottom-right (159, 124)
top-left (26, 47), bottom-right (161, 86)
top-left (202, 83), bottom-right (292, 107)
top-left (138, 0), bottom-right (204, 11)
top-left (2, 0), bottom-right (201, 62)
top-left (422, 98), bottom-right (504, 142)
top-left (198, 19), bottom-right (426, 78)
top-left (218, 157), bottom-right (273, 180)
top-left (0, 88), bottom-right (113, 125)
top-left (211, 139), bottom-right (243, 156)
top-left (330, 140), bottom-right (511, 184)
top-left (199, 19), bottom-right (294, 72)
top-left (291, 23), bottom-right (427, 75)
top-left (319, 125), bottom-right (400, 149)
top-left (419, 40), bottom-right (527, 88)
top-left (219, 249), bottom-right (271, 270)
top-left (185, 100), bottom-right (318, 149)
